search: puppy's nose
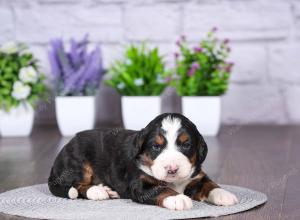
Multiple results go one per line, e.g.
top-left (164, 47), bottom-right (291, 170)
top-left (165, 165), bottom-right (179, 175)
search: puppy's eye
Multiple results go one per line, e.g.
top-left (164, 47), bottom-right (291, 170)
top-left (152, 145), bottom-right (162, 151)
top-left (181, 143), bottom-right (191, 150)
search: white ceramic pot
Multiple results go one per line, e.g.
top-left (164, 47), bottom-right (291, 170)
top-left (0, 102), bottom-right (34, 137)
top-left (55, 96), bottom-right (95, 136)
top-left (122, 96), bottom-right (161, 130)
top-left (182, 96), bottom-right (221, 136)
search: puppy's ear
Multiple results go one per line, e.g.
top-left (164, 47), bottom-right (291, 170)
top-left (126, 129), bottom-right (146, 160)
top-left (197, 135), bottom-right (208, 164)
top-left (190, 130), bottom-right (208, 178)
top-left (189, 121), bottom-right (207, 165)
top-left (191, 133), bottom-right (207, 178)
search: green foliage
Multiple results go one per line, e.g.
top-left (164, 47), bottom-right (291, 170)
top-left (171, 30), bottom-right (233, 96)
top-left (105, 44), bottom-right (168, 96)
top-left (0, 43), bottom-right (48, 111)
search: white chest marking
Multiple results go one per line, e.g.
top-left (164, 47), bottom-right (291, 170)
top-left (168, 180), bottom-right (191, 194)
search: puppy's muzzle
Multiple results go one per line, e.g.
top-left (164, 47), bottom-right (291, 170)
top-left (165, 164), bottom-right (179, 175)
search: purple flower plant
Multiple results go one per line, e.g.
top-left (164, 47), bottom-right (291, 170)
top-left (180, 35), bottom-right (186, 42)
top-left (212, 27), bottom-right (218, 32)
top-left (223, 38), bottom-right (230, 44)
top-left (187, 68), bottom-right (196, 77)
top-left (165, 76), bottom-right (172, 82)
top-left (225, 62), bottom-right (234, 73)
top-left (176, 35), bottom-right (187, 47)
top-left (193, 46), bottom-right (203, 53)
top-left (173, 28), bottom-right (232, 96)
top-left (191, 62), bottom-right (200, 70)
top-left (48, 34), bottom-right (103, 96)
top-left (187, 61), bottom-right (200, 76)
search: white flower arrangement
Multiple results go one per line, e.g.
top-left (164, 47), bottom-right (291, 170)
top-left (0, 41), bottom-right (47, 111)
top-left (0, 41), bottom-right (18, 54)
top-left (12, 81), bottom-right (31, 100)
top-left (19, 66), bottom-right (39, 84)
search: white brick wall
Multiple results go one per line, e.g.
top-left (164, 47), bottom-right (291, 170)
top-left (269, 44), bottom-right (300, 83)
top-left (183, 1), bottom-right (292, 41)
top-left (0, 6), bottom-right (14, 42)
top-left (285, 86), bottom-right (300, 123)
top-left (15, 3), bottom-right (123, 43)
top-left (0, 0), bottom-right (299, 125)
top-left (229, 44), bottom-right (268, 83)
top-left (124, 4), bottom-right (180, 41)
top-left (222, 84), bottom-right (287, 124)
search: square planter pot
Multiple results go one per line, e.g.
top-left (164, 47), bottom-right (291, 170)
top-left (122, 96), bottom-right (161, 130)
top-left (55, 96), bottom-right (96, 136)
top-left (182, 96), bottom-right (221, 136)
top-left (0, 102), bottom-right (34, 137)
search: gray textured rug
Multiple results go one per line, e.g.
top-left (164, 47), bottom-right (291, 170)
top-left (0, 184), bottom-right (267, 220)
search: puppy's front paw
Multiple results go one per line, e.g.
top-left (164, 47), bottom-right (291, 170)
top-left (102, 185), bottom-right (120, 199)
top-left (163, 194), bottom-right (193, 211)
top-left (207, 188), bottom-right (238, 206)
top-left (86, 185), bottom-right (109, 201)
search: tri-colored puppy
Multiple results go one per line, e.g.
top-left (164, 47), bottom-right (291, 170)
top-left (48, 113), bottom-right (238, 210)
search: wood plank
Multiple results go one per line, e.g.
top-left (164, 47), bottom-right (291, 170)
top-left (208, 126), bottom-right (292, 220)
top-left (280, 127), bottom-right (300, 220)
top-left (0, 126), bottom-right (61, 192)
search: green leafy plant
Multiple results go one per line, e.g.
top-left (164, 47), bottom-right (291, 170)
top-left (171, 28), bottom-right (233, 96)
top-left (105, 44), bottom-right (168, 96)
top-left (0, 42), bottom-right (48, 111)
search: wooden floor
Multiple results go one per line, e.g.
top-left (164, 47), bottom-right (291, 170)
top-left (0, 125), bottom-right (299, 220)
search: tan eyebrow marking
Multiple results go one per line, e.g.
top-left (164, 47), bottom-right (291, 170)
top-left (155, 134), bottom-right (165, 145)
top-left (178, 132), bottom-right (189, 143)
top-left (140, 153), bottom-right (154, 167)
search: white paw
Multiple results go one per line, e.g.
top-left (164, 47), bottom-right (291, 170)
top-left (86, 185), bottom-right (109, 201)
top-left (102, 185), bottom-right (120, 199)
top-left (162, 194), bottom-right (193, 211)
top-left (68, 187), bottom-right (78, 199)
top-left (207, 188), bottom-right (238, 206)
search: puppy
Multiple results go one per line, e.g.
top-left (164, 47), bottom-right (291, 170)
top-left (48, 113), bottom-right (238, 210)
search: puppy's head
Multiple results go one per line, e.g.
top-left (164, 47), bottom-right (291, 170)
top-left (136, 113), bottom-right (207, 183)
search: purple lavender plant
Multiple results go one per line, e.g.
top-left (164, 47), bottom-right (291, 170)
top-left (48, 35), bottom-right (103, 96)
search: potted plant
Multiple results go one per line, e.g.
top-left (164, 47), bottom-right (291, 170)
top-left (105, 44), bottom-right (168, 130)
top-left (0, 42), bottom-right (47, 136)
top-left (49, 35), bottom-right (103, 136)
top-left (171, 29), bottom-right (233, 136)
